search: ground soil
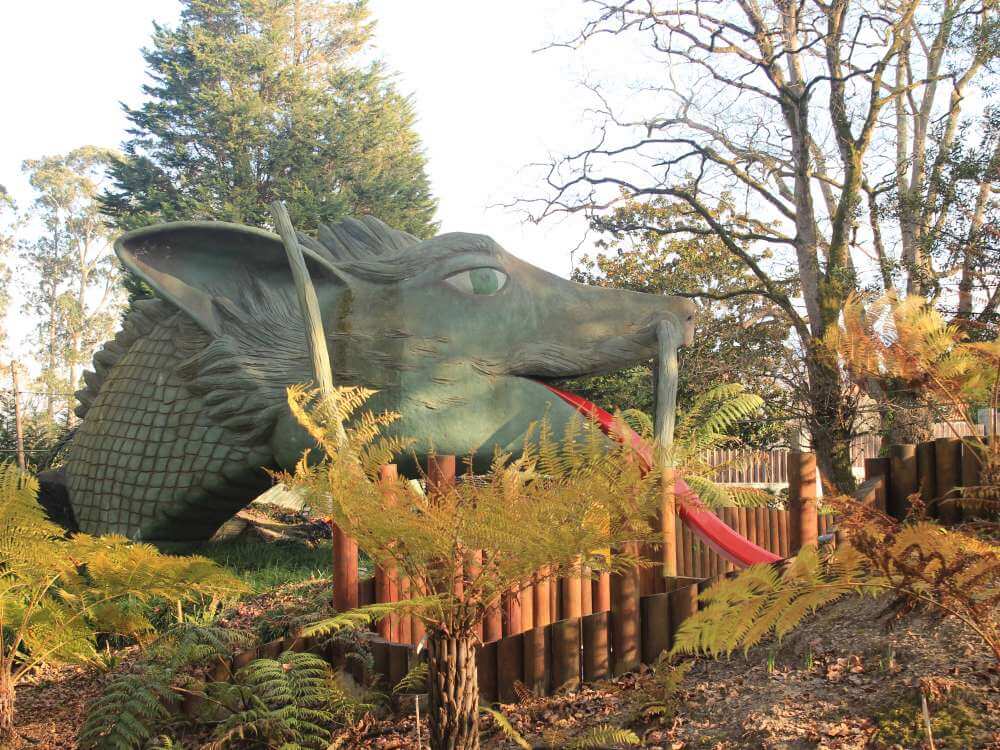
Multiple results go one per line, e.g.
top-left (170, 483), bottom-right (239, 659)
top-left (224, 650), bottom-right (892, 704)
top-left (10, 596), bottom-right (999, 749)
top-left (330, 596), bottom-right (999, 750)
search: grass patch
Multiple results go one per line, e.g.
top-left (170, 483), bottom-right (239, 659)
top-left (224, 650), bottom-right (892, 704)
top-left (871, 690), bottom-right (985, 749)
top-left (160, 539), bottom-right (334, 592)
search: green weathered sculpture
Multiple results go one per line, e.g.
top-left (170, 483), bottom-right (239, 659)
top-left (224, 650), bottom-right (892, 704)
top-left (61, 217), bottom-right (694, 540)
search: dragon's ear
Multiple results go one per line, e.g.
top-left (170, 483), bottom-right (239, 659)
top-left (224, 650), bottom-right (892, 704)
top-left (115, 221), bottom-right (350, 335)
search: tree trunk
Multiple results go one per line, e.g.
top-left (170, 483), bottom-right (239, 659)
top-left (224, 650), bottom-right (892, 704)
top-left (805, 354), bottom-right (857, 494)
top-left (0, 670), bottom-right (15, 742)
top-left (47, 300), bottom-right (57, 427)
top-left (426, 630), bottom-right (479, 750)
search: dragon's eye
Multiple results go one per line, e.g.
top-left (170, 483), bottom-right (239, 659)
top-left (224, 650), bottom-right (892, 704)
top-left (443, 267), bottom-right (508, 295)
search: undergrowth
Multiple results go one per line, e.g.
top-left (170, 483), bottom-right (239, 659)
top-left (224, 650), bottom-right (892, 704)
top-left (871, 690), bottom-right (985, 749)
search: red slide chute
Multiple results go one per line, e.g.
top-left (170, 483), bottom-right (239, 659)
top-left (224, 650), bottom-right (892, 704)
top-left (544, 384), bottom-right (780, 568)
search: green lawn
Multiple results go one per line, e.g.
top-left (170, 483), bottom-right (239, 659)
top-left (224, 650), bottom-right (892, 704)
top-left (162, 539), bottom-right (334, 592)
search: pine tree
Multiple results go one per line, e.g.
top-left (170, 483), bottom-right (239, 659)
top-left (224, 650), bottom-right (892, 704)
top-left (101, 0), bottom-right (438, 300)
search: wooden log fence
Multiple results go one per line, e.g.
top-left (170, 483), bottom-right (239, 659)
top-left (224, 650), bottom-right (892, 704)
top-left (196, 439), bottom-right (982, 713)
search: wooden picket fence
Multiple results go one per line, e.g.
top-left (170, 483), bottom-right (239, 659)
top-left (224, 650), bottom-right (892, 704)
top-left (707, 415), bottom-right (990, 487)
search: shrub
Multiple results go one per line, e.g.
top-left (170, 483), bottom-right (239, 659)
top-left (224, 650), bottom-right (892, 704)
top-left (0, 464), bottom-right (246, 740)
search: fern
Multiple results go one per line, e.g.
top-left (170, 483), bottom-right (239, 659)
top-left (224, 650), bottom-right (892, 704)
top-left (630, 657), bottom-right (694, 722)
top-left (0, 463), bottom-right (246, 739)
top-left (486, 704), bottom-right (641, 750)
top-left (480, 704), bottom-right (531, 749)
top-left (565, 725), bottom-right (641, 748)
top-left (78, 670), bottom-right (178, 750)
top-left (79, 624), bottom-right (253, 750)
top-left (672, 512), bottom-right (1000, 665)
top-left (671, 545), bottom-right (861, 657)
top-left (278, 383), bottom-right (778, 745)
top-left (277, 386), bottom-right (667, 636)
top-left (202, 651), bottom-right (339, 750)
top-left (392, 661), bottom-right (429, 694)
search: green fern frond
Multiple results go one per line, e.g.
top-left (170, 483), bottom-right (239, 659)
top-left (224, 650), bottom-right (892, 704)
top-left (303, 596), bottom-right (443, 638)
top-left (78, 669), bottom-right (177, 750)
top-left (566, 724), bottom-right (641, 748)
top-left (392, 662), bottom-right (429, 694)
top-left (204, 652), bottom-right (338, 750)
top-left (481, 704), bottom-right (531, 749)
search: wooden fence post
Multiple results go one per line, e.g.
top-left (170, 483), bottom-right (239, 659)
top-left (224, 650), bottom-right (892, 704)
top-left (397, 576), bottom-right (411, 645)
top-left (961, 440), bottom-right (983, 518)
top-left (497, 633), bottom-right (524, 703)
top-left (641, 593), bottom-right (671, 665)
top-left (580, 566), bottom-right (594, 615)
top-left (787, 452), bottom-right (818, 553)
top-left (594, 569), bottom-right (611, 613)
top-left (503, 590), bottom-right (522, 637)
top-left (468, 550), bottom-right (484, 642)
top-left (533, 569), bottom-right (552, 628)
top-left (582, 611), bottom-right (610, 682)
top-left (864, 457), bottom-right (890, 512)
top-left (916, 441), bottom-right (937, 513)
top-left (333, 524), bottom-right (359, 612)
top-left (426, 454), bottom-right (456, 496)
top-left (934, 437), bottom-right (962, 524)
top-left (375, 464), bottom-right (398, 641)
top-left (477, 641), bottom-right (498, 704)
top-left (520, 579), bottom-right (535, 633)
top-left (550, 618), bottom-right (582, 691)
top-left (767, 507), bottom-right (780, 557)
top-left (561, 560), bottom-right (582, 621)
top-left (889, 444), bottom-right (917, 519)
top-left (661, 468), bottom-right (678, 578)
top-left (522, 624), bottom-right (548, 696)
top-left (668, 581), bottom-right (698, 649)
top-left (610, 541), bottom-right (641, 675)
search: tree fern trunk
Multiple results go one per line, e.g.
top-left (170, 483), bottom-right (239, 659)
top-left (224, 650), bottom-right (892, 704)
top-left (426, 630), bottom-right (479, 750)
top-left (0, 670), bottom-right (14, 740)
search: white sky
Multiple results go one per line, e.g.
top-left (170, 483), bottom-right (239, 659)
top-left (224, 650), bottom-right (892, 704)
top-left (0, 0), bottom-right (659, 363)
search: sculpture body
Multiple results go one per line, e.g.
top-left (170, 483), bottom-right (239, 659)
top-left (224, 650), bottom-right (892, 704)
top-left (63, 217), bottom-right (694, 540)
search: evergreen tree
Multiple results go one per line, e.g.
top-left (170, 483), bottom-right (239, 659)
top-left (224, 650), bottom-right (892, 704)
top-left (0, 187), bottom-right (16, 351)
top-left (20, 148), bottom-right (124, 429)
top-left (101, 0), bottom-right (438, 270)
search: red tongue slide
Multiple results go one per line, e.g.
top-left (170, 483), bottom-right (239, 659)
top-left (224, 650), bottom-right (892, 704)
top-left (544, 384), bottom-right (780, 568)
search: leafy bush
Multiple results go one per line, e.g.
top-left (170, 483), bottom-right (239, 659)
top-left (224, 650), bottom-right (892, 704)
top-left (78, 623), bottom-right (254, 750)
top-left (671, 518), bottom-right (1000, 664)
top-left (0, 464), bottom-right (246, 738)
top-left (201, 651), bottom-right (354, 749)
